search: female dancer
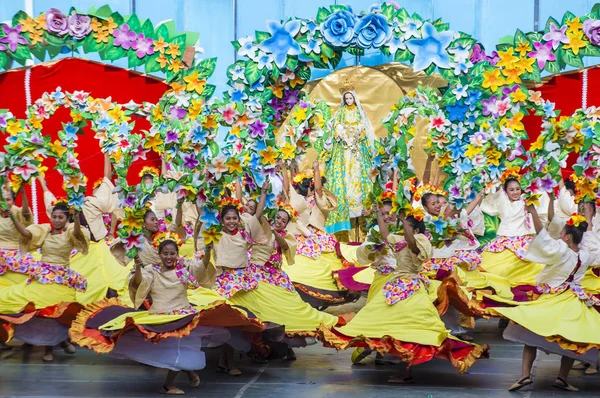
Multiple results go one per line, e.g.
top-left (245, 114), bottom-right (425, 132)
top-left (478, 174), bottom-right (549, 290)
top-left (0, 184), bottom-right (33, 286)
top-left (70, 231), bottom-right (263, 395)
top-left (319, 202), bottom-right (488, 383)
top-left (0, 200), bottom-right (89, 361)
top-left (280, 161), bottom-right (358, 308)
top-left (495, 203), bottom-right (600, 392)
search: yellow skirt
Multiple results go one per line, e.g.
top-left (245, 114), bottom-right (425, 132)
top-left (229, 281), bottom-right (338, 335)
top-left (0, 272), bottom-right (28, 287)
top-left (70, 240), bottom-right (132, 305)
top-left (335, 276), bottom-right (448, 347)
top-left (582, 269), bottom-right (600, 294)
top-left (480, 250), bottom-right (545, 287)
top-left (492, 289), bottom-right (600, 353)
top-left (0, 279), bottom-right (77, 313)
top-left (282, 252), bottom-right (345, 292)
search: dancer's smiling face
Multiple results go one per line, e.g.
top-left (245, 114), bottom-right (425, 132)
top-left (51, 208), bottom-right (69, 231)
top-left (221, 208), bottom-right (240, 234)
top-left (422, 194), bottom-right (442, 216)
top-left (159, 242), bottom-right (179, 269)
top-left (244, 200), bottom-right (257, 215)
top-left (380, 203), bottom-right (396, 224)
top-left (273, 210), bottom-right (290, 231)
top-left (504, 179), bottom-right (522, 202)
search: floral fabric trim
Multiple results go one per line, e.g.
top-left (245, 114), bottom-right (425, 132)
top-left (155, 304), bottom-right (198, 315)
top-left (213, 267), bottom-right (258, 299)
top-left (483, 235), bottom-right (532, 260)
top-left (248, 262), bottom-right (296, 293)
top-left (102, 212), bottom-right (112, 233)
top-left (375, 263), bottom-right (395, 275)
top-left (184, 223), bottom-right (194, 240)
top-left (0, 248), bottom-right (87, 292)
top-left (382, 273), bottom-right (430, 305)
top-left (295, 226), bottom-right (337, 260)
top-left (536, 282), bottom-right (600, 307)
top-left (424, 250), bottom-right (482, 273)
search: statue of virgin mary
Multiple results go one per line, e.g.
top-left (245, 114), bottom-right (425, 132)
top-left (321, 89), bottom-right (375, 239)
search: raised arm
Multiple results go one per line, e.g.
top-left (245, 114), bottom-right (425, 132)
top-left (9, 208), bottom-right (32, 239)
top-left (174, 197), bottom-right (184, 227)
top-left (399, 213), bottom-right (419, 255)
top-left (280, 161), bottom-right (290, 195)
top-left (235, 177), bottom-right (243, 202)
top-left (391, 168), bottom-right (398, 193)
top-left (203, 243), bottom-right (213, 268)
top-left (103, 152), bottom-right (113, 179)
top-left (422, 153), bottom-right (434, 184)
top-left (73, 210), bottom-right (84, 239)
top-left (20, 185), bottom-right (31, 222)
top-left (547, 193), bottom-right (555, 223)
top-left (313, 161), bottom-right (323, 198)
top-left (432, 162), bottom-right (441, 186)
top-left (255, 179), bottom-right (269, 220)
top-left (131, 256), bottom-right (144, 289)
top-left (526, 204), bottom-right (543, 235)
top-left (584, 202), bottom-right (595, 231)
top-left (466, 191), bottom-right (484, 215)
top-left (36, 174), bottom-right (50, 193)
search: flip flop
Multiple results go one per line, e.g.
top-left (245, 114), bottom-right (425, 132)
top-left (160, 386), bottom-right (185, 395)
top-left (388, 376), bottom-right (415, 384)
top-left (553, 377), bottom-right (579, 392)
top-left (189, 373), bottom-right (200, 388)
top-left (508, 376), bottom-right (533, 391)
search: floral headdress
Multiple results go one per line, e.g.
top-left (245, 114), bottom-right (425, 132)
top-left (139, 166), bottom-right (160, 178)
top-left (406, 206), bottom-right (425, 221)
top-left (413, 183), bottom-right (446, 203)
top-left (292, 172), bottom-right (312, 185)
top-left (277, 201), bottom-right (298, 222)
top-left (51, 197), bottom-right (70, 208)
top-left (566, 213), bottom-right (587, 228)
top-left (92, 178), bottom-right (104, 190)
top-left (378, 191), bottom-right (399, 213)
top-left (152, 231), bottom-right (183, 248)
top-left (220, 197), bottom-right (243, 212)
top-left (567, 173), bottom-right (579, 184)
top-left (500, 166), bottom-right (521, 184)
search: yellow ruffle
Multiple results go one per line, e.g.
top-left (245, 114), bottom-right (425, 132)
top-left (480, 250), bottom-right (545, 287)
top-left (229, 281), bottom-right (338, 336)
top-left (282, 251), bottom-right (345, 292)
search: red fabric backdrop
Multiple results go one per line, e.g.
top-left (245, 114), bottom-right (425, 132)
top-left (522, 65), bottom-right (600, 178)
top-left (0, 58), bottom-right (169, 222)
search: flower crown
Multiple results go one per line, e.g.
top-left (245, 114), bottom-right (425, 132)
top-left (92, 178), bottom-right (104, 190)
top-left (567, 174), bottom-right (579, 184)
top-left (51, 197), bottom-right (71, 209)
top-left (378, 191), bottom-right (399, 213)
top-left (406, 206), bottom-right (425, 221)
top-left (292, 172), bottom-right (312, 185)
top-left (413, 184), bottom-right (445, 203)
top-left (566, 213), bottom-right (587, 228)
top-left (277, 201), bottom-right (298, 222)
top-left (500, 166), bottom-right (521, 184)
top-left (220, 197), bottom-right (243, 212)
top-left (139, 166), bottom-right (160, 178)
top-left (152, 231), bottom-right (183, 248)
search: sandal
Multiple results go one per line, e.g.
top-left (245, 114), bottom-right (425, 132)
top-left (285, 348), bottom-right (297, 361)
top-left (553, 377), bottom-right (579, 392)
top-left (217, 366), bottom-right (242, 376)
top-left (585, 366), bottom-right (598, 375)
top-left (189, 373), bottom-right (200, 388)
top-left (508, 376), bottom-right (533, 391)
top-left (160, 386), bottom-right (185, 395)
top-left (42, 353), bottom-right (54, 362)
top-left (60, 341), bottom-right (76, 355)
top-left (388, 375), bottom-right (415, 384)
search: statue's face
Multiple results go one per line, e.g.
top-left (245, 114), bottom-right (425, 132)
top-left (344, 93), bottom-right (355, 106)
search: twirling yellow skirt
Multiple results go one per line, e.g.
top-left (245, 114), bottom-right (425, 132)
top-left (479, 250), bottom-right (545, 287)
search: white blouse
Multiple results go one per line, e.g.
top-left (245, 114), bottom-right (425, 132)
top-left (480, 190), bottom-right (549, 237)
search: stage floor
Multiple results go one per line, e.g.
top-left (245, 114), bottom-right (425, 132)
top-left (2, 318), bottom-right (600, 397)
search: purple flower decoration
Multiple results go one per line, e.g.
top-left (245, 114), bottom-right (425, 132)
top-left (45, 8), bottom-right (69, 37)
top-left (243, 172), bottom-right (257, 191)
top-left (182, 153), bottom-right (200, 169)
top-left (113, 24), bottom-right (137, 50)
top-left (170, 107), bottom-right (186, 120)
top-left (165, 130), bottom-right (179, 143)
top-left (68, 12), bottom-right (91, 40)
top-left (540, 174), bottom-right (557, 191)
top-left (132, 34), bottom-right (155, 58)
top-left (248, 119), bottom-right (268, 138)
top-left (542, 22), bottom-right (568, 50)
top-left (481, 96), bottom-right (498, 117)
top-left (282, 89), bottom-right (300, 106)
top-left (469, 44), bottom-right (486, 64)
top-left (0, 113), bottom-right (13, 128)
top-left (583, 19), bottom-right (600, 46)
top-left (527, 41), bottom-right (556, 70)
top-left (0, 25), bottom-right (28, 52)
top-left (123, 194), bottom-right (137, 208)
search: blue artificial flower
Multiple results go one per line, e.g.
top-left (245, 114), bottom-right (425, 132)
top-left (454, 158), bottom-right (473, 174)
top-left (488, 164), bottom-right (503, 180)
top-left (446, 103), bottom-right (468, 122)
top-left (189, 124), bottom-right (208, 145)
top-left (96, 114), bottom-right (113, 130)
top-left (464, 90), bottom-right (482, 111)
top-left (259, 20), bottom-right (301, 69)
top-left (581, 126), bottom-right (594, 139)
top-left (200, 208), bottom-right (219, 228)
top-left (543, 100), bottom-right (556, 118)
top-left (117, 121), bottom-right (132, 137)
top-left (496, 131), bottom-right (510, 151)
top-left (63, 122), bottom-right (79, 140)
top-left (301, 20), bottom-right (319, 36)
top-left (229, 83), bottom-right (248, 103)
top-left (431, 216), bottom-right (447, 234)
top-left (320, 9), bottom-right (357, 47)
top-left (253, 140), bottom-right (267, 152)
top-left (301, 37), bottom-right (323, 55)
top-left (354, 13), bottom-right (391, 49)
top-left (68, 192), bottom-right (85, 210)
top-left (406, 22), bottom-right (454, 71)
top-left (249, 76), bottom-right (265, 92)
top-left (447, 139), bottom-right (465, 159)
top-left (387, 36), bottom-right (405, 54)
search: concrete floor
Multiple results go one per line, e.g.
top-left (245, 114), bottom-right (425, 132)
top-left (2, 318), bottom-right (600, 397)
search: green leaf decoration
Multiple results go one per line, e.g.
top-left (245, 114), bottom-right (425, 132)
top-left (204, 84), bottom-right (216, 99)
top-left (330, 5), bottom-right (348, 13)
top-left (141, 19), bottom-right (154, 39)
top-left (126, 14), bottom-right (141, 33)
top-left (155, 23), bottom-right (170, 41)
top-left (255, 30), bottom-right (270, 42)
top-left (244, 61), bottom-right (262, 85)
top-left (110, 12), bottom-right (125, 26)
top-left (316, 7), bottom-right (331, 24)
top-left (30, 47), bottom-right (46, 62)
top-left (94, 5), bottom-right (113, 19)
top-left (394, 48), bottom-right (413, 62)
top-left (12, 45), bottom-right (31, 60)
top-left (563, 50), bottom-right (584, 68)
top-left (127, 50), bottom-right (146, 68)
top-left (561, 11), bottom-right (577, 26)
top-left (12, 10), bottom-right (29, 27)
top-left (185, 31), bottom-right (199, 47)
top-left (285, 56), bottom-right (298, 71)
top-left (196, 57), bottom-right (217, 79)
top-left (103, 45), bottom-right (126, 61)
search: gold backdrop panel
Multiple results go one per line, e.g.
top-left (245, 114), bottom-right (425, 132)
top-left (289, 63), bottom-right (446, 179)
